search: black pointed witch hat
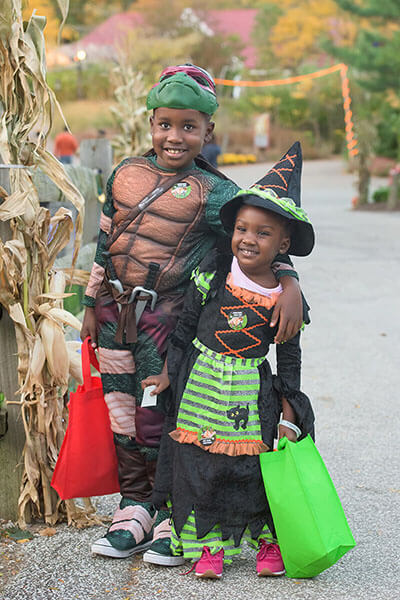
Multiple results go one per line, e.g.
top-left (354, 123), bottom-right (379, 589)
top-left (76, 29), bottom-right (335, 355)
top-left (254, 141), bottom-right (302, 204)
top-left (220, 142), bottom-right (315, 256)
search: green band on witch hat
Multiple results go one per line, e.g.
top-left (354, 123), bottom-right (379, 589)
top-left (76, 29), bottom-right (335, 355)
top-left (237, 187), bottom-right (312, 224)
top-left (220, 185), bottom-right (315, 256)
top-left (146, 72), bottom-right (218, 115)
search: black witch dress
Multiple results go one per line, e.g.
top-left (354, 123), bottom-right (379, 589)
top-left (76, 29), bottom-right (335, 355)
top-left (152, 250), bottom-right (314, 551)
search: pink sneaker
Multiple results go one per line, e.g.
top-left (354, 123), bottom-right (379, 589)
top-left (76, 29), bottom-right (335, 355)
top-left (256, 540), bottom-right (285, 576)
top-left (195, 546), bottom-right (224, 579)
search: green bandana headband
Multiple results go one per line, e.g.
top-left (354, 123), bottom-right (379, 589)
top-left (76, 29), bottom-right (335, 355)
top-left (146, 72), bottom-right (218, 115)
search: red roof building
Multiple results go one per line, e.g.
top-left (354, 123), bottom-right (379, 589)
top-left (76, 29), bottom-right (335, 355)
top-left (207, 9), bottom-right (258, 68)
top-left (63, 9), bottom-right (258, 68)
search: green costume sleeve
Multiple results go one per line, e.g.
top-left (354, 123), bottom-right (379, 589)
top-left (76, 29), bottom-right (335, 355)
top-left (82, 168), bottom-right (116, 307)
top-left (204, 178), bottom-right (240, 235)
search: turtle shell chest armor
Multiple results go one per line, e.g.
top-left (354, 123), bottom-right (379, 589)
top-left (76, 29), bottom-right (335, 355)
top-left (108, 157), bottom-right (212, 294)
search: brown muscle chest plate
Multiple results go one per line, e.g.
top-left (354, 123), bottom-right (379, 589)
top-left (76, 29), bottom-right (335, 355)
top-left (108, 158), bottom-right (209, 293)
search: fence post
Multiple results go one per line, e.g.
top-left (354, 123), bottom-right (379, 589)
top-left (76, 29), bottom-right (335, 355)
top-left (0, 167), bottom-right (25, 522)
top-left (79, 138), bottom-right (113, 245)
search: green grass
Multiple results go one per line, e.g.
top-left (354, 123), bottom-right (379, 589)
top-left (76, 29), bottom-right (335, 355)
top-left (53, 99), bottom-right (116, 136)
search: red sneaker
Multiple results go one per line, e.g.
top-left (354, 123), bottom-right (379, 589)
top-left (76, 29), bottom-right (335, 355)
top-left (256, 540), bottom-right (285, 576)
top-left (195, 546), bottom-right (224, 579)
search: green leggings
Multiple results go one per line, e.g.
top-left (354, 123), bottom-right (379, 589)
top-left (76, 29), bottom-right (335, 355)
top-left (170, 511), bottom-right (274, 564)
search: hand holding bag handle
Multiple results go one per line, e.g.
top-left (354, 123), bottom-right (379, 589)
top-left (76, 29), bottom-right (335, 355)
top-left (81, 337), bottom-right (100, 390)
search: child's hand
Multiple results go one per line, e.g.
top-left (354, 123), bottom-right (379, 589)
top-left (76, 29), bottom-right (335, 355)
top-left (80, 307), bottom-right (98, 348)
top-left (278, 423), bottom-right (297, 443)
top-left (141, 374), bottom-right (170, 394)
top-left (270, 278), bottom-right (302, 343)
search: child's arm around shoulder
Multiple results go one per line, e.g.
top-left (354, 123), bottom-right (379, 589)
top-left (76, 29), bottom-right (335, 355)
top-left (271, 253), bottom-right (304, 344)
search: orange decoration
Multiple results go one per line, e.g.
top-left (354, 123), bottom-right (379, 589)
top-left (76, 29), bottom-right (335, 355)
top-left (215, 63), bottom-right (358, 157)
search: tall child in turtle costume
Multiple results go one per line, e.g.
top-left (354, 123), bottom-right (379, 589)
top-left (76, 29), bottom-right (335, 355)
top-left (80, 64), bottom-right (304, 563)
top-left (143, 143), bottom-right (315, 577)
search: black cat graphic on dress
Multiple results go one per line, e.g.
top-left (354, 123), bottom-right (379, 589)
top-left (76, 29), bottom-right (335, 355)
top-left (226, 405), bottom-right (249, 430)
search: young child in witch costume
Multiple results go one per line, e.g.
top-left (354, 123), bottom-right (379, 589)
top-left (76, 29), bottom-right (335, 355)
top-left (80, 64), bottom-right (304, 563)
top-left (143, 143), bottom-right (315, 576)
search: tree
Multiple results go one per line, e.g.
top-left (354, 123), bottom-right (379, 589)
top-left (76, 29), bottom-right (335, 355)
top-left (332, 1), bottom-right (400, 94)
top-left (253, 2), bottom-right (284, 75)
top-left (253, 0), bottom-right (351, 72)
top-left (125, 1), bottom-right (245, 80)
top-left (329, 1), bottom-right (400, 203)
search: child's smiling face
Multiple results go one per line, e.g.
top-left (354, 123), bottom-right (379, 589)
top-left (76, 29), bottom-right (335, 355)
top-left (231, 205), bottom-right (291, 281)
top-left (150, 107), bottom-right (214, 170)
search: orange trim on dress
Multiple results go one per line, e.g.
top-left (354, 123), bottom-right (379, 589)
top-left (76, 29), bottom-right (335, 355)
top-left (226, 273), bottom-right (281, 309)
top-left (169, 428), bottom-right (269, 456)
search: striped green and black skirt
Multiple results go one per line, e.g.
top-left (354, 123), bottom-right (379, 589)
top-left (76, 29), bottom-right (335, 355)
top-left (169, 337), bottom-right (268, 456)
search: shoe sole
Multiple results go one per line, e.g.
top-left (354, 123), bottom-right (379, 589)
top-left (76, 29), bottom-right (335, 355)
top-left (257, 568), bottom-right (285, 577)
top-left (91, 539), bottom-right (153, 559)
top-left (143, 550), bottom-right (186, 566)
top-left (195, 569), bottom-right (222, 579)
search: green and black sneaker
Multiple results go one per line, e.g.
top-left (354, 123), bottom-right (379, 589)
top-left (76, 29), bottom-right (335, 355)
top-left (91, 498), bottom-right (156, 559)
top-left (143, 509), bottom-right (185, 566)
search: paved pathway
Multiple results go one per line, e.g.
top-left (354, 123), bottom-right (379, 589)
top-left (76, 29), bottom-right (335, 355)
top-left (1, 159), bottom-right (399, 600)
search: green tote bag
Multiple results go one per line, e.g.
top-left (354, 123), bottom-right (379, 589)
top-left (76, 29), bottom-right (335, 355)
top-left (259, 435), bottom-right (356, 578)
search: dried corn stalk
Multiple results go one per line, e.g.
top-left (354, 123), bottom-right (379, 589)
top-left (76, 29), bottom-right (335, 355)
top-left (110, 59), bottom-right (151, 162)
top-left (0, 0), bottom-right (102, 527)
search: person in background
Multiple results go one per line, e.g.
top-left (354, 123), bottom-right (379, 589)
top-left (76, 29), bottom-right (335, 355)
top-left (54, 127), bottom-right (78, 164)
top-left (201, 133), bottom-right (221, 168)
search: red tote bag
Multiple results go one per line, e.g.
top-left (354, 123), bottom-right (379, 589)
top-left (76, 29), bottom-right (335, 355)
top-left (51, 337), bottom-right (120, 499)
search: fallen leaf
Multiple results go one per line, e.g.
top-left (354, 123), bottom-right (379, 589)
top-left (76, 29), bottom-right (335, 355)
top-left (16, 539), bottom-right (32, 544)
top-left (39, 527), bottom-right (57, 537)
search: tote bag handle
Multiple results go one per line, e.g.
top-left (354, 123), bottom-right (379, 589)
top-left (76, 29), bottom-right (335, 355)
top-left (81, 337), bottom-right (100, 390)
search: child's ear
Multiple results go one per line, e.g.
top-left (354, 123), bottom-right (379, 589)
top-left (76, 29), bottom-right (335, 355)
top-left (279, 236), bottom-right (290, 254)
top-left (204, 120), bottom-right (215, 144)
top-left (149, 115), bottom-right (154, 132)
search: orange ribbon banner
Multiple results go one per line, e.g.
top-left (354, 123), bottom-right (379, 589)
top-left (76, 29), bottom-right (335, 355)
top-left (215, 63), bottom-right (358, 157)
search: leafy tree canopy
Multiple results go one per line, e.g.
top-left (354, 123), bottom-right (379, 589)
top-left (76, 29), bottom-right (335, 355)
top-left (330, 1), bottom-right (400, 94)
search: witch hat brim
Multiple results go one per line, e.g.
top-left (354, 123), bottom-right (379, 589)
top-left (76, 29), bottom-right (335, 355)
top-left (220, 142), bottom-right (315, 256)
top-left (220, 190), bottom-right (315, 256)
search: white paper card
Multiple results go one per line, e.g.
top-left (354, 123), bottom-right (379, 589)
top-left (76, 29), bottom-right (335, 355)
top-left (141, 385), bottom-right (158, 407)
